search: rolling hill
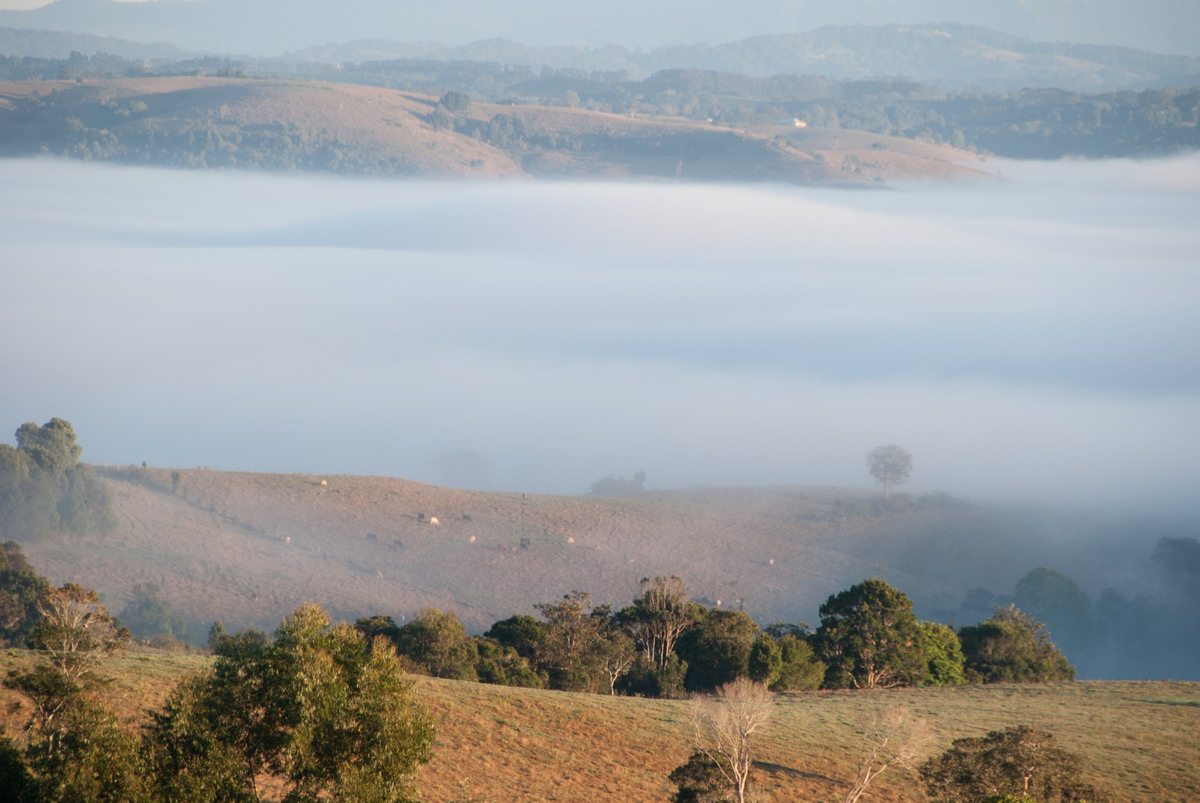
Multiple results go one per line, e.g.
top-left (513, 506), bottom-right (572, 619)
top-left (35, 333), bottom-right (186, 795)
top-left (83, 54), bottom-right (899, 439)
top-left (0, 75), bottom-right (988, 182)
top-left (19, 466), bottom-right (1159, 641)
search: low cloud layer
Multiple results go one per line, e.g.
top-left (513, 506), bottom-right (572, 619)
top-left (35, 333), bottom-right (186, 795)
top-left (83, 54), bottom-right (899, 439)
top-left (2, 157), bottom-right (1198, 507)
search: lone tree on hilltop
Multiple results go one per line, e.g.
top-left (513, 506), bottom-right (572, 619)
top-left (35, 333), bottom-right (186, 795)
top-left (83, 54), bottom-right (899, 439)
top-left (867, 444), bottom-right (913, 498)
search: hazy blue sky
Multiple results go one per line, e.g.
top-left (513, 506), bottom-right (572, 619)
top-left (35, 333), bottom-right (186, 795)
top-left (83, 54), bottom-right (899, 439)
top-left (2, 157), bottom-right (1198, 507)
top-left (0, 0), bottom-right (1197, 55)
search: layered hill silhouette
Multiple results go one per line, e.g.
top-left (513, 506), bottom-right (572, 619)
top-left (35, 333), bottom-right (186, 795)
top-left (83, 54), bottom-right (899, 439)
top-left (21, 466), bottom-right (1143, 638)
top-left (0, 75), bottom-right (988, 182)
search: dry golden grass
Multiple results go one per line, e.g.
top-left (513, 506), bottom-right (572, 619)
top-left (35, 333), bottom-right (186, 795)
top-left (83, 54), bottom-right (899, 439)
top-left (2, 647), bottom-right (1195, 802)
top-left (22, 468), bottom-right (1078, 639)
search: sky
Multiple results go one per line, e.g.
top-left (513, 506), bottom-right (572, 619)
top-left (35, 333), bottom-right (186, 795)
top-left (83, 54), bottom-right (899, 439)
top-left (2, 157), bottom-right (1198, 509)
top-left (0, 0), bottom-right (1197, 55)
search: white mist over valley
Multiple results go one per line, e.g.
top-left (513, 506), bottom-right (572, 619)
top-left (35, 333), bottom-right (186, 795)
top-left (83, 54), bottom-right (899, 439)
top-left (3, 156), bottom-right (1197, 509)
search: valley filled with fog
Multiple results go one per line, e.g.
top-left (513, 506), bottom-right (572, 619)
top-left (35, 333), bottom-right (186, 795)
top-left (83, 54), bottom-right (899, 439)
top-left (2, 156), bottom-right (1198, 511)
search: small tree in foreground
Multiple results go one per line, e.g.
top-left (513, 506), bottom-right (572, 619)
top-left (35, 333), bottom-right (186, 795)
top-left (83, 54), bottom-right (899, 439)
top-left (920, 725), bottom-right (1109, 803)
top-left (691, 678), bottom-right (775, 803)
top-left (147, 603), bottom-right (435, 802)
top-left (670, 751), bottom-right (733, 802)
top-left (867, 444), bottom-right (913, 498)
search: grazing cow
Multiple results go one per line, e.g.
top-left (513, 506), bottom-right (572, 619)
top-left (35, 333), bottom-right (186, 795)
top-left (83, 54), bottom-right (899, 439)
top-left (469, 535), bottom-right (476, 544)
top-left (429, 516), bottom-right (440, 526)
top-left (519, 537), bottom-right (530, 550)
top-left (567, 536), bottom-right (575, 544)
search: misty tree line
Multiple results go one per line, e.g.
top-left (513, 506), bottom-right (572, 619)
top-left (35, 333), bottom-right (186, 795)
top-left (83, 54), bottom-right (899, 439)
top-left (929, 548), bottom-right (1200, 682)
top-left (1, 51), bottom-right (1196, 161)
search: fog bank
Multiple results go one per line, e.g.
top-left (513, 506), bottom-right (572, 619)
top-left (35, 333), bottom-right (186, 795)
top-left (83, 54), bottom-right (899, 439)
top-left (1, 157), bottom-right (1198, 508)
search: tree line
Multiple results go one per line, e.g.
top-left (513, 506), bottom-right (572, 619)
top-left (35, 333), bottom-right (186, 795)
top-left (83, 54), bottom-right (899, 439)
top-left (348, 574), bottom-right (1075, 700)
top-left (0, 548), bottom-right (1112, 802)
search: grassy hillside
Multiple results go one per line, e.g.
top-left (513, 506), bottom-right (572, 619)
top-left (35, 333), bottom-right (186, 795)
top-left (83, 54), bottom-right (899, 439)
top-left (1, 646), bottom-right (1196, 801)
top-left (19, 467), bottom-right (1150, 641)
top-left (0, 76), bottom-right (988, 183)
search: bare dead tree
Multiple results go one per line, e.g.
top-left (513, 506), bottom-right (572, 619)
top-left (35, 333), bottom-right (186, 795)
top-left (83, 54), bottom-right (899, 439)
top-left (842, 706), bottom-right (933, 803)
top-left (691, 677), bottom-right (776, 803)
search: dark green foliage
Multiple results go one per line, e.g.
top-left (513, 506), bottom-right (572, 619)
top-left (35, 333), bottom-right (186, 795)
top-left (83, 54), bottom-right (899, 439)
top-left (355, 613), bottom-right (403, 643)
top-left (0, 419), bottom-right (113, 542)
top-left (669, 751), bottom-right (734, 802)
top-left (472, 638), bottom-right (544, 687)
top-left (676, 609), bottom-right (758, 693)
top-left (392, 608), bottom-right (480, 681)
top-left (146, 604), bottom-right (436, 803)
top-left (812, 578), bottom-right (930, 689)
top-left (0, 736), bottom-right (38, 803)
top-left (747, 634), bottom-right (782, 685)
top-left (770, 633), bottom-right (825, 692)
top-left (920, 725), bottom-right (1109, 803)
top-left (618, 653), bottom-right (688, 698)
top-left (0, 541), bottom-right (50, 647)
top-left (118, 583), bottom-right (189, 641)
top-left (959, 605), bottom-right (1075, 683)
top-left (484, 614), bottom-right (548, 662)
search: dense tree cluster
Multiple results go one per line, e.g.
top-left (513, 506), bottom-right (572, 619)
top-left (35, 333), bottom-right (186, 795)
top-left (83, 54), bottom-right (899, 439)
top-left (358, 575), bottom-right (1072, 698)
top-left (0, 419), bottom-right (113, 542)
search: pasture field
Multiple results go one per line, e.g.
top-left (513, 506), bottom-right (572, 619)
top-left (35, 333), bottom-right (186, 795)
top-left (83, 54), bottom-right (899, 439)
top-left (2, 647), bottom-right (1196, 802)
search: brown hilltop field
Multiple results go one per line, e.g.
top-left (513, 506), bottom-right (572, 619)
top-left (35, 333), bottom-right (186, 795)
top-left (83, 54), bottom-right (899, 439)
top-left (0, 76), bottom-right (990, 183)
top-left (24, 467), bottom-right (1116, 636)
top-left (0, 646), bottom-right (1196, 801)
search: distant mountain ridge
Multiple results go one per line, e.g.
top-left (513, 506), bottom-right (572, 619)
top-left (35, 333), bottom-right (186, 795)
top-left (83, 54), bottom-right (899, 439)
top-left (2, 15), bottom-right (1199, 92)
top-left (284, 25), bottom-right (1200, 92)
top-left (3, 0), bottom-right (1199, 57)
